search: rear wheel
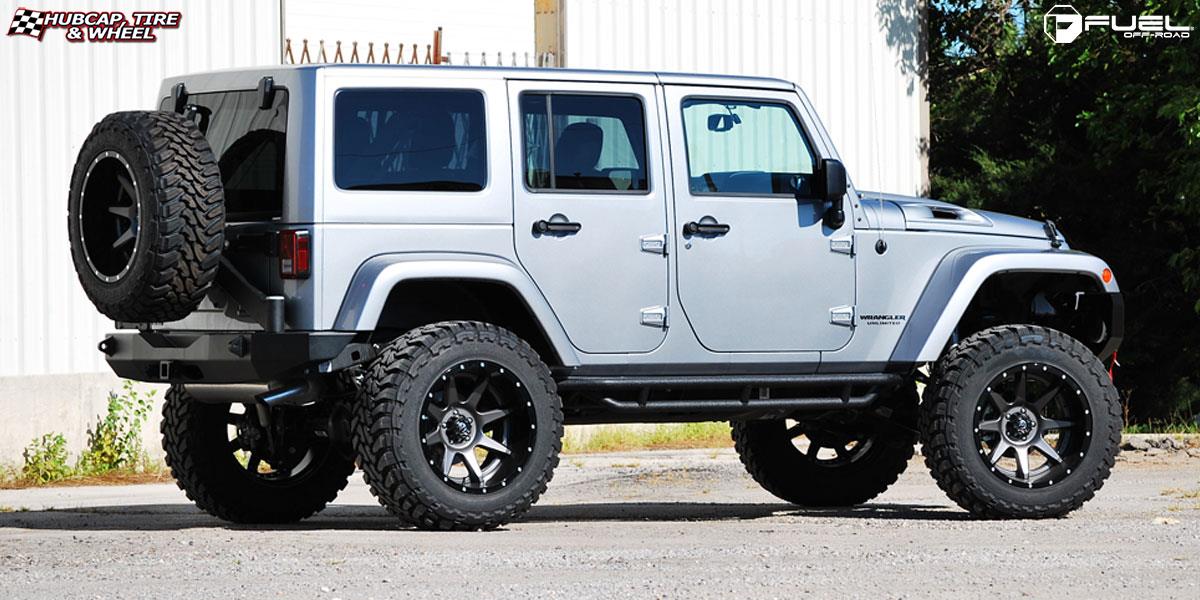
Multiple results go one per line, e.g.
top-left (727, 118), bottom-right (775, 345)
top-left (353, 321), bottom-right (563, 530)
top-left (731, 384), bottom-right (918, 507)
top-left (161, 385), bottom-right (356, 524)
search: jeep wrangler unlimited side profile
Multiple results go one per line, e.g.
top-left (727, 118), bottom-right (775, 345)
top-left (67, 65), bottom-right (1122, 530)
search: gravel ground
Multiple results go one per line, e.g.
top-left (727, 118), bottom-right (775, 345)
top-left (1, 449), bottom-right (1197, 599)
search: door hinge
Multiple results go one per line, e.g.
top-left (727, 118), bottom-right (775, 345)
top-left (830, 305), bottom-right (855, 327)
top-left (640, 305), bottom-right (668, 329)
top-left (640, 234), bottom-right (667, 255)
top-left (830, 235), bottom-right (854, 255)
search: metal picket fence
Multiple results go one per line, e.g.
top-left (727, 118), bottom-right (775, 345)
top-left (282, 27), bottom-right (557, 67)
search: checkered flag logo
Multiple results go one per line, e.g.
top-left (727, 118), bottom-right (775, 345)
top-left (8, 8), bottom-right (47, 39)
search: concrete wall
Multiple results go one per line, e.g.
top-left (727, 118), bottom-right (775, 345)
top-left (0, 374), bottom-right (166, 467)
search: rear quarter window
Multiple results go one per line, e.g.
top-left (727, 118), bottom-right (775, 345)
top-left (334, 89), bottom-right (487, 192)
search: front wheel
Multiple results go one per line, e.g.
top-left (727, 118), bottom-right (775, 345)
top-left (920, 325), bottom-right (1121, 518)
top-left (353, 321), bottom-right (563, 530)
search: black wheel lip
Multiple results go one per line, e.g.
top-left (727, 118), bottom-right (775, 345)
top-left (971, 361), bottom-right (1094, 490)
top-left (418, 358), bottom-right (537, 495)
top-left (78, 150), bottom-right (140, 284)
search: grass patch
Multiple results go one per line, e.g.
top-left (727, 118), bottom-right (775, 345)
top-left (1124, 421), bottom-right (1200, 434)
top-left (0, 460), bottom-right (170, 490)
top-left (563, 422), bottom-right (733, 454)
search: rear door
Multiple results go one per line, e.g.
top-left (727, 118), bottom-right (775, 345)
top-left (664, 86), bottom-right (856, 352)
top-left (507, 80), bottom-right (669, 353)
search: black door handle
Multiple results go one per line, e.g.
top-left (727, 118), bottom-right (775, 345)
top-left (683, 220), bottom-right (731, 236)
top-left (533, 219), bottom-right (582, 234)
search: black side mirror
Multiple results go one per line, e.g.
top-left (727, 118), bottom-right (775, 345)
top-left (819, 158), bottom-right (847, 229)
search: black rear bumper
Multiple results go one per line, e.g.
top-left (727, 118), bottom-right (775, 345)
top-left (100, 331), bottom-right (359, 384)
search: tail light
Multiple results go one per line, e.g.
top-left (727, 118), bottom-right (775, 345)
top-left (279, 229), bottom-right (310, 279)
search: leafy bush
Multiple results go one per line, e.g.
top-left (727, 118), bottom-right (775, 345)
top-left (77, 381), bottom-right (155, 475)
top-left (927, 1), bottom-right (1200, 424)
top-left (21, 433), bottom-right (72, 484)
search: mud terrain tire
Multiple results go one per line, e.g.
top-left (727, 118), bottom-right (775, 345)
top-left (920, 325), bottom-right (1121, 519)
top-left (353, 321), bottom-right (563, 531)
top-left (732, 384), bottom-right (918, 507)
top-left (68, 111), bottom-right (224, 323)
top-left (161, 385), bottom-right (357, 524)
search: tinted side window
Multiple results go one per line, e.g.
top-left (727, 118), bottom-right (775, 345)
top-left (681, 99), bottom-right (815, 196)
top-left (521, 93), bottom-right (648, 192)
top-left (334, 89), bottom-right (486, 191)
top-left (161, 89), bottom-right (288, 219)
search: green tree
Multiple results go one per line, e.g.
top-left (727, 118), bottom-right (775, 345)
top-left (928, 0), bottom-right (1200, 423)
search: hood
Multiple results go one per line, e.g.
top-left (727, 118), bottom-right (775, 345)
top-left (858, 192), bottom-right (1060, 244)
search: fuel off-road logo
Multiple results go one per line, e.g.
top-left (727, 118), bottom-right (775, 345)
top-left (8, 7), bottom-right (180, 42)
top-left (1044, 4), bottom-right (1192, 44)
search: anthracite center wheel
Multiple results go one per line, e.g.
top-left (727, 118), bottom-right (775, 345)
top-left (419, 360), bottom-right (536, 494)
top-left (920, 325), bottom-right (1120, 519)
top-left (79, 151), bottom-right (140, 283)
top-left (972, 362), bottom-right (1091, 489)
top-left (354, 321), bottom-right (563, 530)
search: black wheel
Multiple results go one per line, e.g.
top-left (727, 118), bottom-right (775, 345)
top-left (920, 325), bottom-right (1121, 518)
top-left (731, 384), bottom-right (918, 507)
top-left (68, 111), bottom-right (224, 323)
top-left (353, 321), bottom-right (563, 530)
top-left (161, 384), bottom-right (356, 524)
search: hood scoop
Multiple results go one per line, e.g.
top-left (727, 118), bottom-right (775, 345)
top-left (859, 191), bottom-right (1057, 241)
top-left (900, 203), bottom-right (991, 226)
top-left (859, 191), bottom-right (992, 228)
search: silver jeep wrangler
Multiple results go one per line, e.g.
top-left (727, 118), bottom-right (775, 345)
top-left (67, 65), bottom-right (1123, 529)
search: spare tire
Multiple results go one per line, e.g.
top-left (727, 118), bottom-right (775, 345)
top-left (68, 111), bottom-right (225, 323)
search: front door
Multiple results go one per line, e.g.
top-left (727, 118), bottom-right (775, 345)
top-left (664, 86), bottom-right (856, 352)
top-left (508, 80), bottom-right (669, 353)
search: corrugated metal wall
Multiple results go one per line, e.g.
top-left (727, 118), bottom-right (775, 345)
top-left (558, 0), bottom-right (928, 196)
top-left (0, 0), bottom-right (281, 378)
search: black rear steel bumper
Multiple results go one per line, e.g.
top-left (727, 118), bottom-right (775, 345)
top-left (99, 331), bottom-right (359, 384)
